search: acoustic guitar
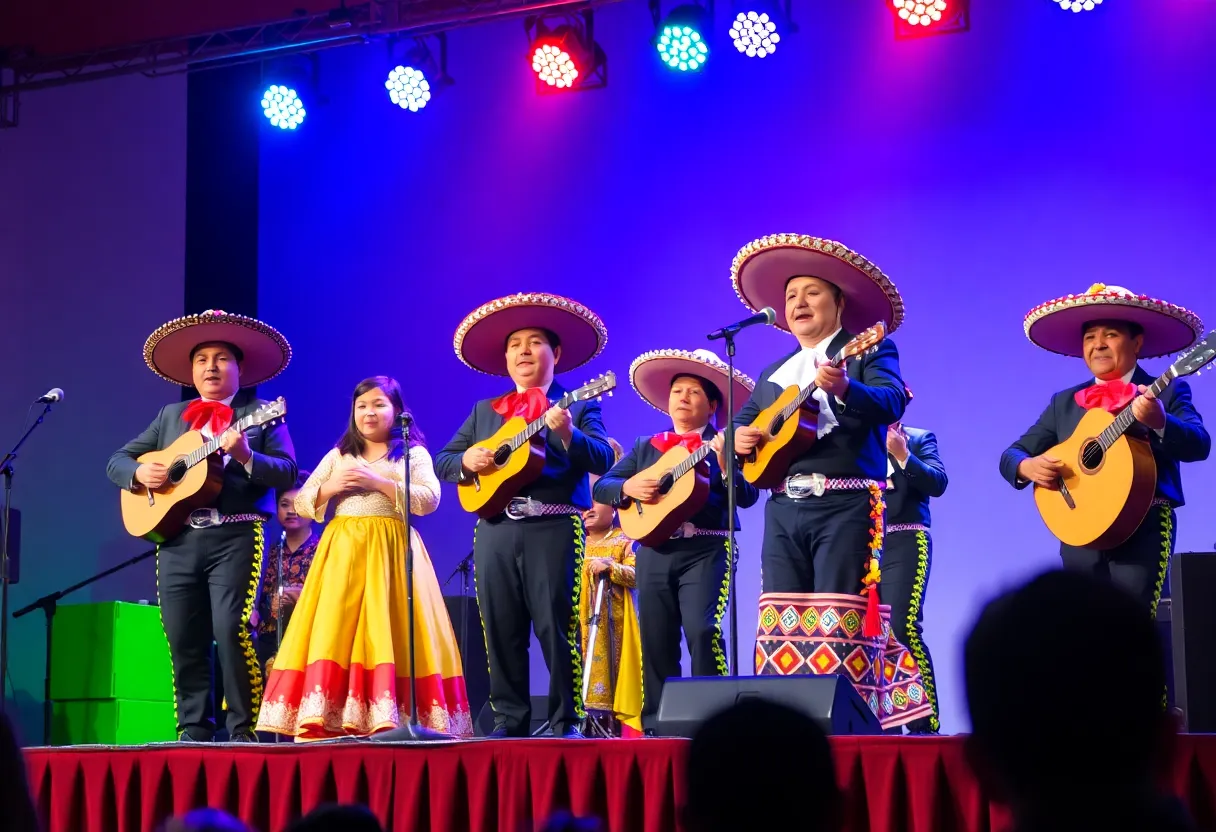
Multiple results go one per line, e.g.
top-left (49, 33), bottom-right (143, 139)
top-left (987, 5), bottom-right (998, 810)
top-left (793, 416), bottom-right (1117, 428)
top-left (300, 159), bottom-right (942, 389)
top-left (618, 440), bottom-right (718, 546)
top-left (741, 323), bottom-right (887, 489)
top-left (120, 397), bottom-right (288, 543)
top-left (458, 373), bottom-right (617, 518)
top-left (1034, 332), bottom-right (1216, 549)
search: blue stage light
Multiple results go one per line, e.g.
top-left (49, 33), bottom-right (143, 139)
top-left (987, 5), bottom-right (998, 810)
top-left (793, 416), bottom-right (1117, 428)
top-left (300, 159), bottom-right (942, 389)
top-left (261, 85), bottom-right (306, 130)
top-left (657, 24), bottom-right (708, 71)
top-left (729, 11), bottom-right (780, 58)
top-left (386, 65), bottom-right (432, 112)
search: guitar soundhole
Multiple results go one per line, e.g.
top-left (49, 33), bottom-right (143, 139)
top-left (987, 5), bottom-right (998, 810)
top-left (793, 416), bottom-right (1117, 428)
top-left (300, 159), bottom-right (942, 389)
top-left (1080, 439), bottom-right (1104, 473)
top-left (769, 414), bottom-right (785, 436)
top-left (168, 459), bottom-right (188, 485)
top-left (492, 444), bottom-right (512, 467)
top-left (658, 473), bottom-right (675, 496)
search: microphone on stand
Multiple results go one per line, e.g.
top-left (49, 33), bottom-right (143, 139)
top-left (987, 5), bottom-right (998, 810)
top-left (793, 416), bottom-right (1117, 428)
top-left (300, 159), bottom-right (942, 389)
top-left (707, 307), bottom-right (776, 340)
top-left (34, 389), bottom-right (64, 404)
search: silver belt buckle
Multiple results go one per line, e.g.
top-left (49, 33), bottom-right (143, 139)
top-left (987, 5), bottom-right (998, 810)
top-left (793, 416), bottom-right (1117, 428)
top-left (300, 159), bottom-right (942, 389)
top-left (505, 498), bottom-right (533, 520)
top-left (786, 474), bottom-right (826, 499)
top-left (188, 508), bottom-right (221, 529)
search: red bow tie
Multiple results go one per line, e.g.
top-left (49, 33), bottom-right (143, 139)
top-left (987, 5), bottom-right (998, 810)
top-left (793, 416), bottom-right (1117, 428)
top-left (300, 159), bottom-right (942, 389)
top-left (1074, 379), bottom-right (1137, 414)
top-left (650, 431), bottom-right (704, 453)
top-left (183, 399), bottom-right (234, 433)
top-left (491, 387), bottom-right (551, 422)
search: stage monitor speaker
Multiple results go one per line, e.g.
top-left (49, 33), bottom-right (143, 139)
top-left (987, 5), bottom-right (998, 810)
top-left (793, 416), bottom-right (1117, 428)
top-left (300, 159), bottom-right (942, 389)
top-left (1169, 552), bottom-right (1216, 733)
top-left (654, 675), bottom-right (882, 738)
top-left (444, 594), bottom-right (488, 732)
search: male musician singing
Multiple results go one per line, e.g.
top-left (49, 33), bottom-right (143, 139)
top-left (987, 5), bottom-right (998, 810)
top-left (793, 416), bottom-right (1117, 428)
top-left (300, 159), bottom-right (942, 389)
top-left (106, 311), bottom-right (297, 742)
top-left (592, 349), bottom-right (759, 730)
top-left (1000, 284), bottom-right (1210, 615)
top-left (731, 236), bottom-right (908, 600)
top-left (883, 386), bottom-right (946, 734)
top-left (435, 293), bottom-right (615, 739)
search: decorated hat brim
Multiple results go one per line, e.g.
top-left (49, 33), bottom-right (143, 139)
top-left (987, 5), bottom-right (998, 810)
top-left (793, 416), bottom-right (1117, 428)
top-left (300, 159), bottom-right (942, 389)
top-left (1024, 295), bottom-right (1202, 359)
top-left (732, 235), bottom-right (905, 335)
top-left (454, 294), bottom-right (607, 377)
top-left (631, 352), bottom-right (755, 417)
top-left (145, 312), bottom-right (292, 387)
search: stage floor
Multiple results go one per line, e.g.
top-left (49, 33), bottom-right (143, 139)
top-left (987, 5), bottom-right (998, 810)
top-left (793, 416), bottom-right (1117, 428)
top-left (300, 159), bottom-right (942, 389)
top-left (22, 734), bottom-right (1216, 832)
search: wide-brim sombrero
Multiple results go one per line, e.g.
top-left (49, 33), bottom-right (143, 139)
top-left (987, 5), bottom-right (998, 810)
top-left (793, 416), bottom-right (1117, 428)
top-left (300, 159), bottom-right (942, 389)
top-left (630, 349), bottom-right (755, 416)
top-left (731, 234), bottom-right (905, 335)
top-left (144, 309), bottom-right (292, 387)
top-left (1024, 283), bottom-right (1203, 359)
top-left (454, 292), bottom-right (608, 377)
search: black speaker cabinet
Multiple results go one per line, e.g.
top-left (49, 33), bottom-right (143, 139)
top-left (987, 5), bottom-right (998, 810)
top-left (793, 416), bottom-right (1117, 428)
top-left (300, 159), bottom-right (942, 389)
top-left (654, 675), bottom-right (883, 738)
top-left (443, 594), bottom-right (488, 733)
top-left (1169, 552), bottom-right (1216, 733)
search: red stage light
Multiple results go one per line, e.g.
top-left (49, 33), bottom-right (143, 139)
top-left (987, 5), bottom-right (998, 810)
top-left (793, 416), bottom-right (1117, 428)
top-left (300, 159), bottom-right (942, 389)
top-left (531, 40), bottom-right (580, 89)
top-left (892, 0), bottom-right (947, 27)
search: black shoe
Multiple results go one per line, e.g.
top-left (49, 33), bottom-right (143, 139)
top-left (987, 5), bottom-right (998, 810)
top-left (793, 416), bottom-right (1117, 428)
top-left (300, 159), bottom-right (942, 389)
top-left (177, 729), bottom-right (213, 743)
top-left (228, 730), bottom-right (259, 743)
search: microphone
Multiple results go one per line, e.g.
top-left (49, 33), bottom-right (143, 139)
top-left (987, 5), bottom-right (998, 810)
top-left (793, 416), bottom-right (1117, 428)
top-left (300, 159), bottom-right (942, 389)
top-left (35, 388), bottom-right (64, 404)
top-left (707, 307), bottom-right (777, 341)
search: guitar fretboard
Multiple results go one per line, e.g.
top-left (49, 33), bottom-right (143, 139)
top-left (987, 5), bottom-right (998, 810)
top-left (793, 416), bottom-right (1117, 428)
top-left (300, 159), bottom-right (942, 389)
top-left (780, 351), bottom-right (848, 421)
top-left (1096, 371), bottom-right (1176, 450)
top-left (668, 443), bottom-right (714, 481)
top-left (184, 412), bottom-right (259, 468)
top-left (507, 391), bottom-right (576, 451)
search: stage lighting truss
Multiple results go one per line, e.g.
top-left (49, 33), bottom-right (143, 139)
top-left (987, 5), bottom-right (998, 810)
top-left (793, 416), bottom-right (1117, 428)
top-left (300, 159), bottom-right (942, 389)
top-left (651, 1), bottom-right (712, 72)
top-left (260, 54), bottom-right (319, 130)
top-left (385, 33), bottom-right (451, 112)
top-left (891, 0), bottom-right (969, 39)
top-left (727, 0), bottom-right (794, 59)
top-left (1052, 0), bottom-right (1102, 11)
top-left (525, 11), bottom-right (607, 93)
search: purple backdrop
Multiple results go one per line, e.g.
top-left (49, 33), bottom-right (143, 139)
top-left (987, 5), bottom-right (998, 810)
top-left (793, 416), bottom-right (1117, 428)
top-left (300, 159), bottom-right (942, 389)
top-left (0, 73), bottom-right (187, 742)
top-left (257, 0), bottom-right (1216, 733)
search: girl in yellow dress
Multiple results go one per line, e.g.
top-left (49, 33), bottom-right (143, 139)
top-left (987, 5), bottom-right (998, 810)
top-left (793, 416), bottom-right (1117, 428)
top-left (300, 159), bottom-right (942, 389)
top-left (256, 376), bottom-right (473, 740)
top-left (579, 438), bottom-right (644, 737)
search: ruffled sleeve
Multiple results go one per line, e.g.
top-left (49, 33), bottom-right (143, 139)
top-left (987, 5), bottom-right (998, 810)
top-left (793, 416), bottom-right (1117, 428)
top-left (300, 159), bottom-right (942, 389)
top-left (295, 448), bottom-right (340, 521)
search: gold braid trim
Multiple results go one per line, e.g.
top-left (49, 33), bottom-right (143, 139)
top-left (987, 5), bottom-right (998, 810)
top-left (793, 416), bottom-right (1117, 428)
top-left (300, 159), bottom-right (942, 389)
top-left (472, 523), bottom-right (497, 718)
top-left (711, 537), bottom-right (732, 677)
top-left (906, 530), bottom-right (940, 733)
top-left (569, 516), bottom-right (587, 720)
top-left (155, 547), bottom-right (182, 735)
top-left (242, 523), bottom-right (266, 723)
top-left (1151, 506), bottom-right (1175, 712)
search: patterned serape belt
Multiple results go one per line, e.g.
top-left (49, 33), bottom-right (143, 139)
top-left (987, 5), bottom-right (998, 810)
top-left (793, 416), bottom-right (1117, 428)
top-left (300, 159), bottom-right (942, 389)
top-left (772, 474), bottom-right (886, 499)
top-left (504, 497), bottom-right (581, 520)
top-left (886, 523), bottom-right (929, 534)
top-left (1150, 498), bottom-right (1175, 509)
top-left (670, 523), bottom-right (729, 540)
top-left (187, 509), bottom-right (268, 529)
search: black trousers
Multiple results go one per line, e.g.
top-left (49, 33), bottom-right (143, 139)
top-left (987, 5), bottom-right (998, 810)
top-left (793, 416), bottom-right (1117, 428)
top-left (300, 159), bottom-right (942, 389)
top-left (881, 529), bottom-right (940, 733)
top-left (636, 537), bottom-right (730, 727)
top-left (760, 492), bottom-right (875, 593)
top-left (157, 522), bottom-right (265, 739)
top-left (474, 514), bottom-right (584, 736)
top-left (1060, 503), bottom-right (1176, 616)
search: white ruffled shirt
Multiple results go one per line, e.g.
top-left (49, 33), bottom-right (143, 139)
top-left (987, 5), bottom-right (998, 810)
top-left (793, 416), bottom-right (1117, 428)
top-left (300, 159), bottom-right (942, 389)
top-left (768, 328), bottom-right (844, 442)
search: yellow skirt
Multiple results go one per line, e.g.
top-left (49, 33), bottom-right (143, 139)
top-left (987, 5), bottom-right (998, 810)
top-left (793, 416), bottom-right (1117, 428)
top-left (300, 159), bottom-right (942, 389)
top-left (255, 515), bottom-right (473, 739)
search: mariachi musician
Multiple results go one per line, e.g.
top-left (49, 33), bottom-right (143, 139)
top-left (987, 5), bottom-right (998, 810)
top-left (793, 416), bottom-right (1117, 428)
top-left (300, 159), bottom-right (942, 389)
top-left (434, 293), bottom-right (616, 739)
top-left (1000, 283), bottom-right (1210, 616)
top-left (593, 348), bottom-right (758, 731)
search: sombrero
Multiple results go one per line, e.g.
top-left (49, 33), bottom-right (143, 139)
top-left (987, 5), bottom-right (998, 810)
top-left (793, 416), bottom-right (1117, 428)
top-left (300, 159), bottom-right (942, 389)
top-left (454, 292), bottom-right (608, 377)
top-left (1024, 283), bottom-right (1203, 359)
top-left (731, 234), bottom-right (905, 335)
top-left (630, 348), bottom-right (755, 416)
top-left (144, 309), bottom-right (292, 387)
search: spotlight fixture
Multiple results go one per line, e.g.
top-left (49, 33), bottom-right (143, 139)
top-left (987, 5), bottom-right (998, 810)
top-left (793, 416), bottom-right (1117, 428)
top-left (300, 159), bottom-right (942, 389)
top-left (261, 84), bottom-right (306, 130)
top-left (525, 11), bottom-right (607, 93)
top-left (384, 34), bottom-right (452, 113)
top-left (727, 0), bottom-right (794, 58)
top-left (1052, 0), bottom-right (1102, 11)
top-left (890, 0), bottom-right (969, 39)
top-left (651, 2), bottom-right (712, 72)
top-left (260, 55), bottom-right (319, 131)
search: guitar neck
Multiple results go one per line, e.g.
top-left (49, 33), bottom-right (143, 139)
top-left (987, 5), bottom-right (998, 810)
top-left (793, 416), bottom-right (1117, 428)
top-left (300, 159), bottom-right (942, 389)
top-left (1099, 371), bottom-right (1176, 449)
top-left (185, 412), bottom-right (257, 468)
top-left (785, 349), bottom-right (849, 417)
top-left (508, 392), bottom-right (575, 451)
top-left (669, 442), bottom-right (714, 480)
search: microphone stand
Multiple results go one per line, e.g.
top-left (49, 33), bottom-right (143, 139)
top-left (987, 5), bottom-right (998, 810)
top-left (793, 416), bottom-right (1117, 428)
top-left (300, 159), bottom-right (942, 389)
top-left (721, 331), bottom-right (741, 676)
top-left (443, 551), bottom-right (474, 663)
top-left (12, 548), bottom-right (157, 744)
top-left (1, 400), bottom-right (55, 716)
top-left (368, 414), bottom-right (446, 742)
